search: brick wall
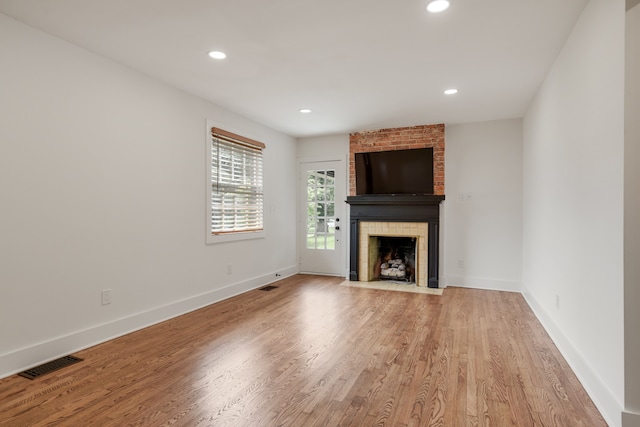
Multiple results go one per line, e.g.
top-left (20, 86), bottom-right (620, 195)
top-left (349, 124), bottom-right (445, 196)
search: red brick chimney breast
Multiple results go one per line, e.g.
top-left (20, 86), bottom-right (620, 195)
top-left (349, 124), bottom-right (445, 196)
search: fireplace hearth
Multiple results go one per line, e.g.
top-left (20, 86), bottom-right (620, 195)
top-left (346, 195), bottom-right (445, 288)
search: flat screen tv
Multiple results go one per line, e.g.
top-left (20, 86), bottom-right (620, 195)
top-left (355, 148), bottom-right (434, 195)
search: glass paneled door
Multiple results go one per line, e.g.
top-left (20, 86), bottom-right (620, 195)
top-left (299, 161), bottom-right (345, 275)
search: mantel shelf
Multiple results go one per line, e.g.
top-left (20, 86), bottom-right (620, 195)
top-left (346, 195), bottom-right (445, 205)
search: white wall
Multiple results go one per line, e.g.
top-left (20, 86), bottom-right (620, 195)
top-left (297, 134), bottom-right (349, 162)
top-left (0, 14), bottom-right (298, 378)
top-left (442, 119), bottom-right (523, 291)
top-left (624, 3), bottom-right (640, 426)
top-left (522, 0), bottom-right (625, 425)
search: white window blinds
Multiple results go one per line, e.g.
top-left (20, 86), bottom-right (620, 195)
top-left (210, 128), bottom-right (265, 235)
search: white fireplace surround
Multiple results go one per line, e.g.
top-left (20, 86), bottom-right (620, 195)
top-left (359, 222), bottom-right (429, 286)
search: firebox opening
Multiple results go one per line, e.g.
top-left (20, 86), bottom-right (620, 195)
top-left (368, 236), bottom-right (417, 284)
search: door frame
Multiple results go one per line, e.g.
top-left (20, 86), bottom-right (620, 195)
top-left (298, 156), bottom-right (349, 278)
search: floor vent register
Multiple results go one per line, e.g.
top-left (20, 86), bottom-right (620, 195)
top-left (18, 355), bottom-right (83, 380)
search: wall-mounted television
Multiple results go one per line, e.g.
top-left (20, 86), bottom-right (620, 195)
top-left (355, 148), bottom-right (434, 195)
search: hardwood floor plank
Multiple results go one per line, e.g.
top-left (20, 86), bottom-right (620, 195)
top-left (0, 276), bottom-right (607, 426)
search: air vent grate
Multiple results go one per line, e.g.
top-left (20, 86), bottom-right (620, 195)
top-left (19, 355), bottom-right (83, 380)
top-left (258, 285), bottom-right (278, 291)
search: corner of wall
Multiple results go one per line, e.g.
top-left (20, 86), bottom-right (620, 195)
top-left (622, 411), bottom-right (640, 427)
top-left (521, 286), bottom-right (623, 427)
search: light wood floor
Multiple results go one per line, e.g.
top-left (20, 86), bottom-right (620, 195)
top-left (0, 275), bottom-right (607, 426)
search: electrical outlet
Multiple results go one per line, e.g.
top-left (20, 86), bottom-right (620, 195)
top-left (457, 259), bottom-right (464, 270)
top-left (101, 289), bottom-right (112, 306)
top-left (227, 264), bottom-right (232, 275)
top-left (275, 273), bottom-right (282, 277)
top-left (555, 294), bottom-right (560, 310)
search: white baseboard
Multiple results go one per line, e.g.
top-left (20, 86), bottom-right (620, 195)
top-left (522, 286), bottom-right (623, 427)
top-left (443, 274), bottom-right (521, 292)
top-left (0, 265), bottom-right (298, 380)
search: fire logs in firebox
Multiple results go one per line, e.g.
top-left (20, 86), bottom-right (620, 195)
top-left (380, 258), bottom-right (407, 279)
top-left (373, 243), bottom-right (415, 283)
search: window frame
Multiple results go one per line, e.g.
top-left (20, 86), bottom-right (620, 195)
top-left (206, 122), bottom-right (266, 244)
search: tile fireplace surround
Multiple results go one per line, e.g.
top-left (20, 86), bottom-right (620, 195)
top-left (359, 222), bottom-right (428, 286)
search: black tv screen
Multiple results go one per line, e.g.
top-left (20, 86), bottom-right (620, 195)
top-left (355, 148), bottom-right (434, 195)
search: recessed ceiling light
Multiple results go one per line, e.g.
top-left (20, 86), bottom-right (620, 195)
top-left (299, 108), bottom-right (312, 114)
top-left (208, 51), bottom-right (226, 60)
top-left (427, 0), bottom-right (450, 13)
top-left (444, 88), bottom-right (458, 95)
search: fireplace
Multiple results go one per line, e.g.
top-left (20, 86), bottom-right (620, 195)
top-left (347, 124), bottom-right (445, 288)
top-left (346, 195), bottom-right (444, 288)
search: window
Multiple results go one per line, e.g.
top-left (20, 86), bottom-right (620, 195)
top-left (207, 126), bottom-right (265, 243)
top-left (306, 169), bottom-right (336, 250)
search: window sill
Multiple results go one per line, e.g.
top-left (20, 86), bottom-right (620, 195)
top-left (206, 230), bottom-right (266, 245)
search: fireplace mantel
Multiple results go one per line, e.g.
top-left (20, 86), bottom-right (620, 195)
top-left (346, 194), bottom-right (445, 288)
top-left (346, 194), bottom-right (445, 206)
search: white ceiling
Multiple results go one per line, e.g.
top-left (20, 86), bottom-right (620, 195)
top-left (0, 0), bottom-right (588, 138)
